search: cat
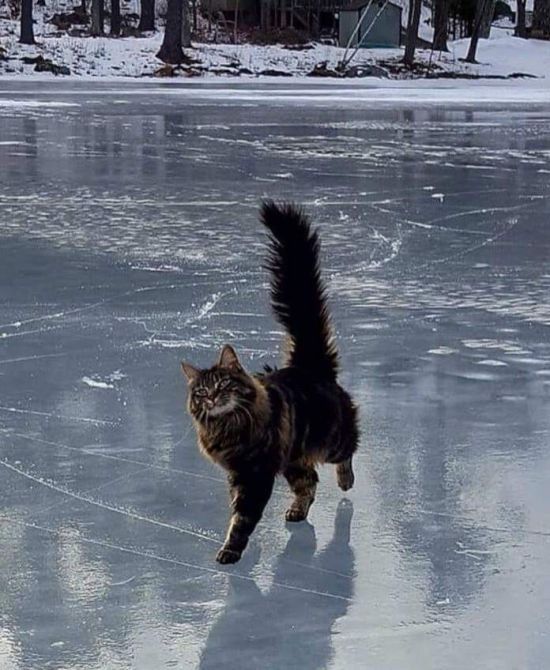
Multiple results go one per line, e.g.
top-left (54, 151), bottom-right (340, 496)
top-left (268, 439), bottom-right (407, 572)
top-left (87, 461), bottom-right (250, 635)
top-left (181, 201), bottom-right (359, 564)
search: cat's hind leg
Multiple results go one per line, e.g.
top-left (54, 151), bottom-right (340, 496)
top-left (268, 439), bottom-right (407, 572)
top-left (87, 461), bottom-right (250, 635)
top-left (284, 463), bottom-right (318, 522)
top-left (336, 457), bottom-right (355, 492)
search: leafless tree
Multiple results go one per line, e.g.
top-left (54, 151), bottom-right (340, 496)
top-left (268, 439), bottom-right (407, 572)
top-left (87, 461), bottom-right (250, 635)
top-left (20, 0), bottom-right (35, 44)
top-left (516, 0), bottom-right (527, 37)
top-left (138, 0), bottom-right (155, 31)
top-left (182, 0), bottom-right (191, 47)
top-left (111, 0), bottom-right (121, 35)
top-left (404, 0), bottom-right (422, 67)
top-left (91, 0), bottom-right (104, 35)
top-left (533, 0), bottom-right (550, 36)
top-left (157, 0), bottom-right (185, 63)
top-left (479, 0), bottom-right (496, 37)
top-left (433, 0), bottom-right (449, 51)
top-left (465, 0), bottom-right (487, 63)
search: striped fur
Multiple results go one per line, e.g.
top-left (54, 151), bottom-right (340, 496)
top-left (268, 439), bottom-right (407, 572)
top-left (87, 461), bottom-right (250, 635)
top-left (181, 203), bottom-right (359, 564)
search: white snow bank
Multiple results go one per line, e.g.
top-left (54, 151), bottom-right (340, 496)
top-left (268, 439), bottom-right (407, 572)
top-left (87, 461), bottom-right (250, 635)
top-left (0, 19), bottom-right (549, 80)
top-left (449, 28), bottom-right (550, 78)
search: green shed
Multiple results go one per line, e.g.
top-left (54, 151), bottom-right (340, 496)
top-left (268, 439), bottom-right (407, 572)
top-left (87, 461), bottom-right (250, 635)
top-left (338, 0), bottom-right (402, 48)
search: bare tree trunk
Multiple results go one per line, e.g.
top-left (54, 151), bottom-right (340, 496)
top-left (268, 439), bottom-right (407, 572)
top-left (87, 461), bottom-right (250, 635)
top-left (111, 0), bottom-right (121, 35)
top-left (433, 0), bottom-right (449, 51)
top-left (479, 0), bottom-right (495, 37)
top-left (20, 0), bottom-right (35, 44)
top-left (91, 0), bottom-right (104, 35)
top-left (312, 0), bottom-right (320, 36)
top-left (465, 0), bottom-right (486, 62)
top-left (234, 0), bottom-right (240, 43)
top-left (157, 0), bottom-right (184, 63)
top-left (533, 0), bottom-right (550, 35)
top-left (280, 0), bottom-right (286, 28)
top-left (516, 0), bottom-right (527, 37)
top-left (138, 0), bottom-right (155, 31)
top-left (403, 0), bottom-right (422, 67)
top-left (261, 0), bottom-right (269, 31)
top-left (182, 0), bottom-right (191, 47)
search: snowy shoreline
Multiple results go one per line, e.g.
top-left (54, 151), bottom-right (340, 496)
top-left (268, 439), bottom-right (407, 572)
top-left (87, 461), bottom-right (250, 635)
top-left (1, 23), bottom-right (550, 82)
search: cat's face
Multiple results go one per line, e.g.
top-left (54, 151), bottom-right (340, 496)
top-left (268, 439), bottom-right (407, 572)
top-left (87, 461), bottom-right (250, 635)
top-left (181, 345), bottom-right (256, 423)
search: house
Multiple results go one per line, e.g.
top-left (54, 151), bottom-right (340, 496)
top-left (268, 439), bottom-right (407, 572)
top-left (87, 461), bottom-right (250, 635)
top-left (338, 0), bottom-right (402, 48)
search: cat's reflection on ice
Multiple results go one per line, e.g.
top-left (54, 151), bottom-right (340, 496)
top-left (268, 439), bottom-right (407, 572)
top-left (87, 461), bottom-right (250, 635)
top-left (200, 499), bottom-right (355, 670)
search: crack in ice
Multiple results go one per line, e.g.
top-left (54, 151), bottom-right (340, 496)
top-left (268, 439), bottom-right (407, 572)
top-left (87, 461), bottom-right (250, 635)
top-left (0, 458), bottom-right (220, 544)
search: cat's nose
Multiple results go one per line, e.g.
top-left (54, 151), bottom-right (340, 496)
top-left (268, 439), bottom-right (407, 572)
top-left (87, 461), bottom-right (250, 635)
top-left (204, 398), bottom-right (215, 409)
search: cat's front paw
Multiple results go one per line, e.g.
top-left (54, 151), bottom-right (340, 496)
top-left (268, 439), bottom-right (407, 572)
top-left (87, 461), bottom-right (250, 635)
top-left (216, 547), bottom-right (242, 564)
top-left (336, 462), bottom-right (355, 492)
top-left (285, 507), bottom-right (308, 522)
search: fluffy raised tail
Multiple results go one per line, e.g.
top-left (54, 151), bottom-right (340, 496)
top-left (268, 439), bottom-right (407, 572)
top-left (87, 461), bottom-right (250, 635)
top-left (260, 200), bottom-right (338, 382)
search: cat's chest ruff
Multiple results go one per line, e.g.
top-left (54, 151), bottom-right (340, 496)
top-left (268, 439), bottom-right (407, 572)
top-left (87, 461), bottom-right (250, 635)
top-left (198, 434), bottom-right (250, 468)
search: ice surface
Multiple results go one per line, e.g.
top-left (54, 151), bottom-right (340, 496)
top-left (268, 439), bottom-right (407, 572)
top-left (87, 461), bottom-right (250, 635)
top-left (1, 81), bottom-right (550, 669)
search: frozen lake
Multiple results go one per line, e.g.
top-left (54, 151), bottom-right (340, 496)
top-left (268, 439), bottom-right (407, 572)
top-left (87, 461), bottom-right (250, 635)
top-left (1, 80), bottom-right (550, 669)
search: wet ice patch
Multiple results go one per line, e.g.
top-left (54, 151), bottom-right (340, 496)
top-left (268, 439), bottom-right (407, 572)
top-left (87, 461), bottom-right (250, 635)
top-left (454, 370), bottom-right (499, 381)
top-left (107, 371), bottom-right (126, 382)
top-left (82, 371), bottom-right (125, 389)
top-left (476, 359), bottom-right (508, 366)
top-left (138, 336), bottom-right (211, 350)
top-left (82, 377), bottom-right (114, 389)
top-left (462, 339), bottom-right (529, 354)
top-left (355, 322), bottom-right (389, 331)
top-left (0, 100), bottom-right (79, 109)
top-left (186, 292), bottom-right (226, 324)
top-left (428, 347), bottom-right (456, 355)
top-left (130, 263), bottom-right (183, 273)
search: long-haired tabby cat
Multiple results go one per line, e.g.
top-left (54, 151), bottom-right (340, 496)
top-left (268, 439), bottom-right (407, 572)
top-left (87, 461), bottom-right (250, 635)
top-left (181, 201), bottom-right (359, 564)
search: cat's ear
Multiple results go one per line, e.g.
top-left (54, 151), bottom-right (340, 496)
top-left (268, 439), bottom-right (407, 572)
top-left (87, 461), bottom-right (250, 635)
top-left (181, 362), bottom-right (200, 384)
top-left (218, 344), bottom-right (243, 372)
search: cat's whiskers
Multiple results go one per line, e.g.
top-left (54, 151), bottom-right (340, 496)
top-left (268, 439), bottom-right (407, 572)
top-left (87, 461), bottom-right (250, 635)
top-left (234, 399), bottom-right (252, 424)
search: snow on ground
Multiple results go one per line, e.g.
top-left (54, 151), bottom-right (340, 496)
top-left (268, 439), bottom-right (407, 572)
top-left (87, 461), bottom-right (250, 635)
top-left (0, 6), bottom-right (549, 80)
top-left (1, 29), bottom-right (548, 80)
top-left (449, 26), bottom-right (550, 78)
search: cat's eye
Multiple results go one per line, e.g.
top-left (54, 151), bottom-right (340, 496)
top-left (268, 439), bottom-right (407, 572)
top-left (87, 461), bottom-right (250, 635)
top-left (217, 378), bottom-right (231, 390)
top-left (194, 388), bottom-right (208, 397)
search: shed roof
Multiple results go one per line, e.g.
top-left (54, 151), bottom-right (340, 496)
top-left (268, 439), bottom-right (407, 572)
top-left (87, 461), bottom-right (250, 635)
top-left (340, 0), bottom-right (401, 12)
